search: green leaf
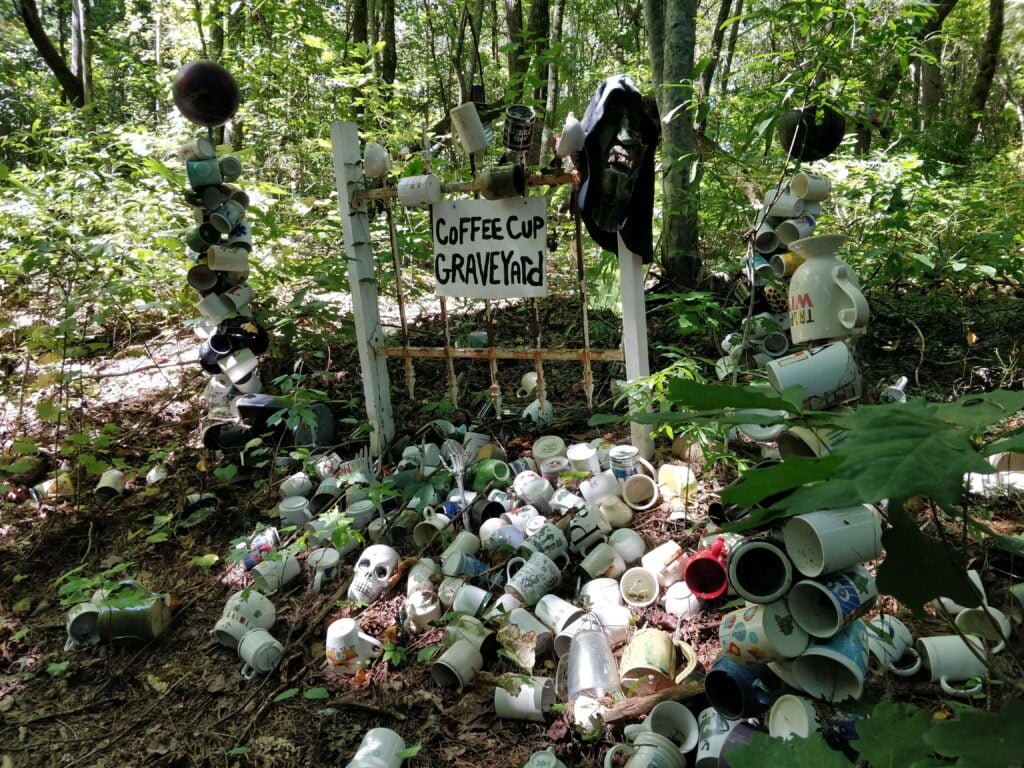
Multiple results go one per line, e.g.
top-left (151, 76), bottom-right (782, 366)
top-left (853, 701), bottom-right (945, 768)
top-left (725, 732), bottom-right (851, 768)
top-left (780, 402), bottom-right (994, 515)
top-left (665, 380), bottom-right (804, 413)
top-left (190, 554), bottom-right (219, 568)
top-left (273, 688), bottom-right (300, 702)
top-left (226, 746), bottom-right (252, 755)
top-left (982, 433), bottom-right (1024, 457)
top-left (416, 644), bottom-right (441, 662)
top-left (0, 161), bottom-right (9, 180)
top-left (721, 455), bottom-right (845, 508)
top-left (876, 502), bottom-right (978, 614)
top-left (396, 744), bottom-right (422, 759)
top-left (923, 699), bottom-right (1024, 768)
top-left (303, 687), bottom-right (329, 700)
top-left (145, 531), bottom-right (171, 544)
top-left (37, 401), bottom-right (60, 422)
top-left (213, 464), bottom-right (238, 482)
top-left (47, 661), bottom-right (70, 677)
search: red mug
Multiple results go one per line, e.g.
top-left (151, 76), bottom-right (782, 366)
top-left (684, 537), bottom-right (729, 599)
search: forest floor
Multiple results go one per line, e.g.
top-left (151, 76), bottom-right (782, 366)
top-left (0, 284), bottom-right (1023, 767)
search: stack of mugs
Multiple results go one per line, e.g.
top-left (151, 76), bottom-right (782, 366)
top-left (704, 504), bottom-right (887, 746)
top-left (178, 134), bottom-right (270, 440)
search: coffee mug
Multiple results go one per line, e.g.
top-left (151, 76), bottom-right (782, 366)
top-left (604, 732), bottom-right (685, 768)
top-left (413, 509), bottom-right (453, 549)
top-left (704, 655), bottom-right (786, 719)
top-left (683, 536), bottom-right (730, 600)
top-left (955, 606), bottom-right (1011, 654)
top-left (867, 614), bottom-right (921, 675)
top-left (250, 554), bottom-right (300, 593)
top-left (581, 542), bottom-right (626, 580)
top-left (791, 620), bottom-right (870, 702)
top-left (580, 578), bottom-right (624, 608)
top-left (566, 506), bottom-right (612, 555)
top-left (211, 589), bottom-right (276, 648)
top-left (579, 470), bottom-right (620, 504)
top-left (566, 443), bottom-right (601, 474)
top-left (599, 497), bottom-right (635, 529)
top-left (640, 541), bottom-right (687, 588)
top-left (535, 594), bottom-right (585, 635)
top-left (504, 608), bottom-right (554, 656)
top-left (783, 505), bottom-right (882, 577)
top-left (623, 700), bottom-right (699, 753)
top-left (397, 174), bottom-right (441, 207)
top-left (449, 102), bottom-right (489, 155)
top-left (482, 592), bottom-right (523, 621)
top-left (431, 638), bottom-right (483, 690)
top-left (726, 537), bottom-right (794, 604)
top-left (239, 628), bottom-right (284, 680)
top-left (662, 581), bottom-right (701, 619)
top-left (307, 547), bottom-right (341, 594)
top-left (506, 552), bottom-right (564, 605)
top-left (472, 459), bottom-right (512, 492)
top-left (519, 523), bottom-right (570, 567)
top-left (777, 214), bottom-right (816, 246)
top-left (94, 469), bottom-right (125, 502)
top-left (325, 618), bottom-right (383, 674)
top-left (619, 627), bottom-right (699, 696)
top-left (347, 727), bottom-right (406, 768)
top-left (609, 528), bottom-right (646, 565)
top-left (494, 675), bottom-right (555, 722)
top-left (695, 707), bottom-right (735, 768)
top-left (516, 371), bottom-right (539, 399)
top-left (788, 564), bottom-right (878, 638)
top-left (767, 341), bottom-right (861, 411)
top-left (790, 171), bottom-right (831, 201)
top-left (622, 473), bottom-right (659, 511)
top-left (619, 567), bottom-right (661, 608)
top-left (719, 599), bottom-right (809, 663)
top-left (915, 634), bottom-right (988, 696)
top-left (278, 496), bottom-right (312, 527)
top-left (451, 582), bottom-right (491, 617)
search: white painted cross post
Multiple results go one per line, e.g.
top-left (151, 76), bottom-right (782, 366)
top-left (617, 233), bottom-right (654, 459)
top-left (330, 121), bottom-right (395, 458)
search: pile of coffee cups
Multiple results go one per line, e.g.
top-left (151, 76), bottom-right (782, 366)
top-left (178, 134), bottom-right (269, 428)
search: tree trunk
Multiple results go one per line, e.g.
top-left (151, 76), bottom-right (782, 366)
top-left (718, 0), bottom-right (741, 95)
top-left (919, 35), bottom-right (943, 129)
top-left (962, 0), bottom-right (1004, 142)
top-left (647, 0), bottom-right (702, 287)
top-left (191, 0), bottom-right (208, 58)
top-left (855, 0), bottom-right (959, 153)
top-left (525, 0), bottom-right (549, 163)
top-left (381, 0), bottom-right (397, 83)
top-left (504, 0), bottom-right (528, 94)
top-left (17, 0), bottom-right (85, 107)
top-left (154, 4), bottom-right (163, 120)
top-left (541, 0), bottom-right (565, 155)
top-left (699, 0), bottom-right (733, 101)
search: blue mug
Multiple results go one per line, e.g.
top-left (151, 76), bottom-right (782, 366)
top-left (705, 655), bottom-right (785, 720)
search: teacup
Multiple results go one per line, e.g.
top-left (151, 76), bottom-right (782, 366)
top-left (239, 628), bottom-right (284, 680)
top-left (325, 618), bottom-right (383, 674)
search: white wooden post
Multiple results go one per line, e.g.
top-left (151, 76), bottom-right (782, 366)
top-left (617, 233), bottom-right (653, 459)
top-left (330, 121), bottom-right (395, 458)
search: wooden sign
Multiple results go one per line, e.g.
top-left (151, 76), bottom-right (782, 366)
top-left (432, 197), bottom-right (547, 299)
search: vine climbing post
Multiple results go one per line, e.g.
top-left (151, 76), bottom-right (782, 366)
top-left (617, 233), bottom-right (653, 459)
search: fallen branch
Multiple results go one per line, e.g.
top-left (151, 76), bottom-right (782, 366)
top-left (599, 678), bottom-right (705, 725)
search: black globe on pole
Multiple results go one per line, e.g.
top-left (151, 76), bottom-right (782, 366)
top-left (172, 60), bottom-right (240, 128)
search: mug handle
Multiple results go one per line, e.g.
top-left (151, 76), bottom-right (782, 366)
top-left (362, 633), bottom-right (385, 659)
top-left (507, 557), bottom-right (526, 579)
top-left (312, 570), bottom-right (324, 594)
top-left (940, 675), bottom-right (982, 698)
top-left (622, 723), bottom-right (643, 741)
top-left (833, 265), bottom-right (870, 329)
top-left (604, 744), bottom-right (633, 768)
top-left (888, 648), bottom-right (922, 677)
top-left (710, 536), bottom-right (726, 560)
top-left (240, 663), bottom-right (256, 681)
top-left (673, 638), bottom-right (700, 684)
top-left (637, 457), bottom-right (657, 478)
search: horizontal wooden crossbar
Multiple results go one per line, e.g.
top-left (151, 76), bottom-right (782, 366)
top-left (376, 345), bottom-right (624, 362)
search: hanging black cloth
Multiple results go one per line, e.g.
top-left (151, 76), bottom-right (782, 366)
top-left (578, 75), bottom-right (661, 263)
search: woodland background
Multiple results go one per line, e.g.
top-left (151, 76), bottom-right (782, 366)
top-left (1, 0), bottom-right (1024, 766)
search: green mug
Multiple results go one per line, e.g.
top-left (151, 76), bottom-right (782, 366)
top-left (471, 459), bottom-right (511, 492)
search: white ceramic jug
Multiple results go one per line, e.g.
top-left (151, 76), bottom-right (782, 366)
top-left (787, 235), bottom-right (869, 344)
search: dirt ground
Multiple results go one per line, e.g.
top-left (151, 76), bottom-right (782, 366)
top-left (0, 286), bottom-right (1022, 767)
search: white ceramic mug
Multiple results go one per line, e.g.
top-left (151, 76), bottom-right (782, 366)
top-left (347, 727), bottom-right (405, 768)
top-left (516, 371), bottom-right (539, 399)
top-left (623, 700), bottom-right (699, 753)
top-left (619, 628), bottom-right (699, 696)
top-left (622, 474), bottom-right (659, 511)
top-left (619, 567), bottom-right (661, 608)
top-left (640, 541), bottom-right (687, 588)
top-left (250, 554), bottom-right (301, 593)
top-left (494, 675), bottom-right (555, 722)
top-left (791, 171), bottom-right (831, 201)
top-left (506, 552), bottom-right (564, 605)
top-left (719, 599), bottom-right (809, 663)
top-left (783, 505), bottom-right (882, 577)
top-left (397, 174), bottom-right (442, 207)
top-left (867, 614), bottom-right (921, 675)
top-left (579, 470), bottom-right (620, 504)
top-left (325, 618), bottom-right (383, 674)
top-left (955, 606), bottom-right (1011, 654)
top-left (916, 634), bottom-right (988, 696)
top-left (450, 102), bottom-right (489, 155)
top-left (307, 547), bottom-right (341, 594)
top-left (504, 608), bottom-right (553, 656)
top-left (535, 594), bottom-right (585, 635)
top-left (662, 581), bottom-right (701, 619)
top-left (580, 578), bottom-right (624, 608)
top-left (431, 638), bottom-right (483, 690)
top-left (791, 621), bottom-right (869, 702)
top-left (580, 542), bottom-right (626, 580)
top-left (767, 342), bottom-right (862, 411)
top-left (566, 442), bottom-right (601, 474)
top-left (565, 506), bottom-right (612, 555)
top-left (788, 565), bottom-right (878, 638)
top-left (239, 628), bottom-right (284, 680)
top-left (608, 528), bottom-right (646, 565)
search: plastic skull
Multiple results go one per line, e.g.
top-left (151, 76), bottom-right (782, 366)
top-left (348, 544), bottom-right (400, 603)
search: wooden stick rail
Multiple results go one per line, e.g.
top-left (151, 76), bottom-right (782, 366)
top-left (356, 171), bottom-right (581, 201)
top-left (376, 345), bottom-right (624, 362)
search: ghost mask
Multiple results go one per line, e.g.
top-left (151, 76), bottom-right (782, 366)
top-left (348, 544), bottom-right (400, 603)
